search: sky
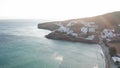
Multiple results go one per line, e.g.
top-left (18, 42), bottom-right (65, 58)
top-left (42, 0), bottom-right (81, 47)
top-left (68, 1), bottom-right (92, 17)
top-left (0, 0), bottom-right (120, 20)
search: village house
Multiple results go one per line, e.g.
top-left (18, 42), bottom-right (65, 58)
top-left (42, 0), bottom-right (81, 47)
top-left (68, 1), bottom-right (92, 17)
top-left (112, 56), bottom-right (120, 63)
top-left (101, 29), bottom-right (116, 39)
top-left (56, 22), bottom-right (78, 37)
top-left (80, 21), bottom-right (98, 34)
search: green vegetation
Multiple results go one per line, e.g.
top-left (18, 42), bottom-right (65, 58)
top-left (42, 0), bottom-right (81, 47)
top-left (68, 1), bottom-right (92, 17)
top-left (118, 64), bottom-right (120, 68)
top-left (117, 57), bottom-right (120, 67)
top-left (109, 47), bottom-right (117, 57)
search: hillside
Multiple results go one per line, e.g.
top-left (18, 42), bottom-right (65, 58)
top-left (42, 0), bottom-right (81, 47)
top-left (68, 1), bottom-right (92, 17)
top-left (38, 11), bottom-right (120, 43)
top-left (38, 11), bottom-right (120, 32)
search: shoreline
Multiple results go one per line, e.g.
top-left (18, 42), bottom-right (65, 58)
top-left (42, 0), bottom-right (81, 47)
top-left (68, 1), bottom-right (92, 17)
top-left (39, 27), bottom-right (116, 68)
top-left (41, 28), bottom-right (115, 68)
top-left (99, 40), bottom-right (117, 68)
top-left (99, 42), bottom-right (109, 68)
top-left (97, 44), bottom-right (106, 68)
top-left (37, 11), bottom-right (120, 68)
top-left (45, 31), bottom-right (99, 44)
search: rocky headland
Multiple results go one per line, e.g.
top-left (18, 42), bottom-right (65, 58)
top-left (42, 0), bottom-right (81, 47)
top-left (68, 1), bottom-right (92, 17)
top-left (38, 11), bottom-right (120, 44)
top-left (38, 11), bottom-right (120, 68)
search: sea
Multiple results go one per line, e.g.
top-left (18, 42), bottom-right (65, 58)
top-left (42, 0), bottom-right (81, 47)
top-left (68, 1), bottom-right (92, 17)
top-left (0, 19), bottom-right (105, 68)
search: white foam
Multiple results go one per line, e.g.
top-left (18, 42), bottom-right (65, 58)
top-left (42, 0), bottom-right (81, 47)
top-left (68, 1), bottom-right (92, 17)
top-left (52, 52), bottom-right (63, 62)
top-left (55, 55), bottom-right (63, 61)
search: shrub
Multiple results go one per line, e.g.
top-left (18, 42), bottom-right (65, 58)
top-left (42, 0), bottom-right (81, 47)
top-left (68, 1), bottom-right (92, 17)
top-left (109, 47), bottom-right (117, 57)
top-left (115, 61), bottom-right (120, 65)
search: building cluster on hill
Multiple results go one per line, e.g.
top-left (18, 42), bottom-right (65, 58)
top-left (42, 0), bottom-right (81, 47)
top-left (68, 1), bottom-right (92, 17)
top-left (56, 21), bottom-right (78, 37)
top-left (49, 20), bottom-right (120, 66)
top-left (55, 20), bottom-right (120, 42)
top-left (55, 21), bottom-right (98, 40)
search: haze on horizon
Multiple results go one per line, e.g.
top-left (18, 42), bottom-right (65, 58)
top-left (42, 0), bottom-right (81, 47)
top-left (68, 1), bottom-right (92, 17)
top-left (0, 0), bottom-right (120, 21)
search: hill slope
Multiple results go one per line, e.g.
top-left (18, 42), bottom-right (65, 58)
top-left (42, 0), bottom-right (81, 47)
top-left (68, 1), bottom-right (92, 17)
top-left (38, 11), bottom-right (120, 43)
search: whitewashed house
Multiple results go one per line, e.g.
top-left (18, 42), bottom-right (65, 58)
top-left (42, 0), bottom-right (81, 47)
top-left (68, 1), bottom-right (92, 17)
top-left (88, 22), bottom-right (98, 32)
top-left (70, 33), bottom-right (78, 37)
top-left (101, 29), bottom-right (116, 39)
top-left (86, 35), bottom-right (95, 40)
top-left (80, 21), bottom-right (98, 33)
top-left (81, 27), bottom-right (88, 34)
top-left (112, 56), bottom-right (120, 63)
top-left (57, 26), bottom-right (70, 33)
top-left (57, 22), bottom-right (78, 37)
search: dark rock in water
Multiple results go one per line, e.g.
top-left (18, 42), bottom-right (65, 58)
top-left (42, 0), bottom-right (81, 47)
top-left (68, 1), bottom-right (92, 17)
top-left (45, 31), bottom-right (99, 44)
top-left (45, 31), bottom-right (71, 40)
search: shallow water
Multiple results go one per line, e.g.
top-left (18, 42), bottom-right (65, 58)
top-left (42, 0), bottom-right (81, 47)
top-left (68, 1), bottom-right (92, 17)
top-left (0, 20), bottom-right (105, 68)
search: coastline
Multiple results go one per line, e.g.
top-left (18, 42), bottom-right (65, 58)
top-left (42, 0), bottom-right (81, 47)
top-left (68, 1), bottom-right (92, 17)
top-left (38, 25), bottom-right (115, 68)
top-left (99, 40), bottom-right (117, 68)
top-left (45, 31), bottom-right (99, 44)
top-left (37, 11), bottom-right (120, 67)
top-left (39, 27), bottom-right (110, 68)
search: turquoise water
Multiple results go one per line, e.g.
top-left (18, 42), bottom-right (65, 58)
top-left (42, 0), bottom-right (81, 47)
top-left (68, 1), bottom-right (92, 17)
top-left (0, 20), bottom-right (105, 68)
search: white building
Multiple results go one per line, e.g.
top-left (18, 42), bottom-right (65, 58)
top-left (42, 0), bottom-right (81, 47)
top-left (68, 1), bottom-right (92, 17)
top-left (80, 21), bottom-right (98, 33)
top-left (57, 23), bottom-right (78, 37)
top-left (112, 56), bottom-right (120, 63)
top-left (81, 27), bottom-right (88, 34)
top-left (86, 35), bottom-right (95, 40)
top-left (101, 29), bottom-right (116, 39)
top-left (57, 26), bottom-right (70, 33)
top-left (89, 27), bottom-right (95, 32)
top-left (70, 33), bottom-right (78, 37)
